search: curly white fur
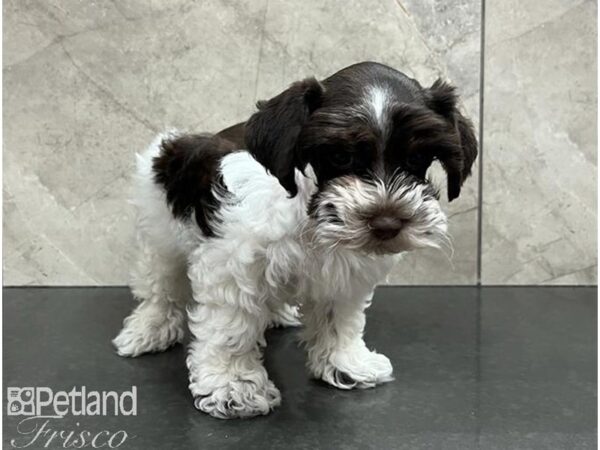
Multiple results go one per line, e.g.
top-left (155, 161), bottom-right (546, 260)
top-left (113, 131), bottom-right (447, 419)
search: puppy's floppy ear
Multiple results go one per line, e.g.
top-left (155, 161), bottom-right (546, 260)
top-left (245, 77), bottom-right (324, 195)
top-left (426, 79), bottom-right (478, 201)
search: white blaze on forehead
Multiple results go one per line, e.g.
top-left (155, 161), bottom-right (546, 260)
top-left (365, 85), bottom-right (390, 128)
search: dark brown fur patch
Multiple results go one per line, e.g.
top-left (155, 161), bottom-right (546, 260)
top-left (152, 133), bottom-right (237, 236)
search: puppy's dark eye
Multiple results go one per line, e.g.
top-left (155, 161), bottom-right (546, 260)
top-left (329, 149), bottom-right (353, 168)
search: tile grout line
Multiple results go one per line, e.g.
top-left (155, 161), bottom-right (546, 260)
top-left (475, 285), bottom-right (482, 446)
top-left (476, 0), bottom-right (486, 287)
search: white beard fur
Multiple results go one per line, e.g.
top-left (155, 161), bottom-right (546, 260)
top-left (113, 130), bottom-right (439, 419)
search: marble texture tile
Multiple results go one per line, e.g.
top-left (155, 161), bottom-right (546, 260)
top-left (482, 0), bottom-right (597, 284)
top-left (399, 0), bottom-right (481, 99)
top-left (3, 0), bottom-right (266, 285)
top-left (3, 0), bottom-right (481, 285)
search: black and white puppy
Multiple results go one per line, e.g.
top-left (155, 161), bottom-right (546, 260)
top-left (113, 61), bottom-right (478, 419)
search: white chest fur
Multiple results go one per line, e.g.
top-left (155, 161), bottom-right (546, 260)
top-left (214, 151), bottom-right (397, 305)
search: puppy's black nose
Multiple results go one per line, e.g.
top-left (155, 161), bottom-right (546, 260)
top-left (370, 216), bottom-right (402, 240)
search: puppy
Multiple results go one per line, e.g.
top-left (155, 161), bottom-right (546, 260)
top-left (113, 61), bottom-right (478, 419)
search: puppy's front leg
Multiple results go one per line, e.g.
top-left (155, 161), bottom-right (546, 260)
top-left (302, 292), bottom-right (393, 390)
top-left (186, 265), bottom-right (280, 419)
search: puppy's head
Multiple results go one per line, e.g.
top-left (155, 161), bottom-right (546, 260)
top-left (246, 62), bottom-right (478, 254)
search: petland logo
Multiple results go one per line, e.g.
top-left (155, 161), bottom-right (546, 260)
top-left (6, 386), bottom-right (137, 448)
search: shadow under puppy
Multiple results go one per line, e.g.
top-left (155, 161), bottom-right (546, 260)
top-left (113, 61), bottom-right (478, 419)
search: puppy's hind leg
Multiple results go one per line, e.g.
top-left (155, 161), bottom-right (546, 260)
top-left (113, 233), bottom-right (190, 357)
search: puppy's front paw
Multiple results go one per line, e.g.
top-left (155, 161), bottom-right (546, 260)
top-left (315, 348), bottom-right (394, 390)
top-left (192, 379), bottom-right (281, 419)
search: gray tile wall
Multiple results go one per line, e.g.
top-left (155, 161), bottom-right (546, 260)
top-left (482, 0), bottom-right (597, 284)
top-left (2, 0), bottom-right (596, 286)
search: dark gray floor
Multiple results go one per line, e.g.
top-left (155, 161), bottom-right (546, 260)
top-left (3, 287), bottom-right (597, 450)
